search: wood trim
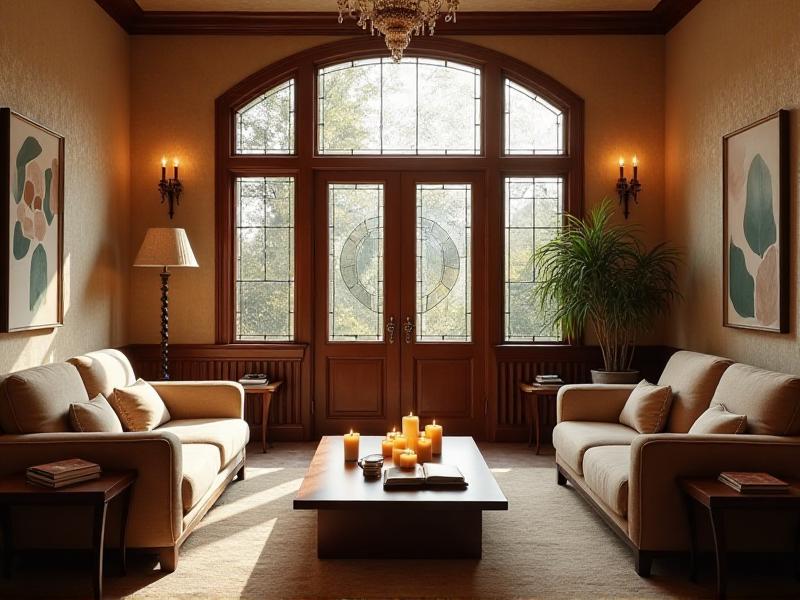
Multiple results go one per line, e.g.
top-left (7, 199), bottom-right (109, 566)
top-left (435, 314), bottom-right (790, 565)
top-left (95, 0), bottom-right (699, 36)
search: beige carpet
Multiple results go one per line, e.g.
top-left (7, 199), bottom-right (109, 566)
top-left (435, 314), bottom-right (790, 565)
top-left (2, 442), bottom-right (799, 599)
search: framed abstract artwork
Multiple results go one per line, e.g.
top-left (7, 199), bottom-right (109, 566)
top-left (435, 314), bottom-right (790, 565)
top-left (723, 109), bottom-right (789, 332)
top-left (0, 109), bottom-right (64, 332)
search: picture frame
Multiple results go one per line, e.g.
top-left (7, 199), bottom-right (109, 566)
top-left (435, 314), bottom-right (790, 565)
top-left (722, 109), bottom-right (789, 332)
top-left (0, 108), bottom-right (64, 332)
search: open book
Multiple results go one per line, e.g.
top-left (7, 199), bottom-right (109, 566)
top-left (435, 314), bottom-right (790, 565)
top-left (383, 463), bottom-right (467, 489)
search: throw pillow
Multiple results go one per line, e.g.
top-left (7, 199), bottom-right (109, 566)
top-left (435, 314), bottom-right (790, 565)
top-left (109, 379), bottom-right (171, 432)
top-left (689, 403), bottom-right (747, 435)
top-left (619, 379), bottom-right (673, 434)
top-left (69, 394), bottom-right (123, 433)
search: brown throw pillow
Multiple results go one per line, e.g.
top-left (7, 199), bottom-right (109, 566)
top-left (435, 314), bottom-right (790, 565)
top-left (108, 379), bottom-right (171, 432)
top-left (619, 380), bottom-right (673, 434)
top-left (689, 404), bottom-right (747, 435)
top-left (69, 394), bottom-right (123, 433)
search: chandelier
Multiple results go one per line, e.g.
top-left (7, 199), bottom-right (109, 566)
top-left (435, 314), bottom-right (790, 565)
top-left (337, 1), bottom-right (460, 62)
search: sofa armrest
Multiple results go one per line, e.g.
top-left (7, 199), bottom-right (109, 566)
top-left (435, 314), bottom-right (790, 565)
top-left (0, 431), bottom-right (183, 548)
top-left (628, 433), bottom-right (800, 551)
top-left (557, 384), bottom-right (636, 423)
top-left (149, 381), bottom-right (245, 420)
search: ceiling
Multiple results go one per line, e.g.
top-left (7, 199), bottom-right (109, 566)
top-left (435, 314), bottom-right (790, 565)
top-left (135, 0), bottom-right (661, 11)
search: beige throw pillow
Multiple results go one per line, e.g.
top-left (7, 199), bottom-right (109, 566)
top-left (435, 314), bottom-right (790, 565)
top-left (619, 380), bottom-right (673, 434)
top-left (689, 404), bottom-right (747, 435)
top-left (69, 394), bottom-right (123, 433)
top-left (109, 379), bottom-right (171, 432)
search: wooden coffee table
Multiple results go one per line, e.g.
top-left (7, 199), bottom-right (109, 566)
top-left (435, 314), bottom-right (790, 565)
top-left (294, 436), bottom-right (508, 559)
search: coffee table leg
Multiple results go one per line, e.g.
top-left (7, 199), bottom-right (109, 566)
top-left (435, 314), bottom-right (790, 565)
top-left (708, 506), bottom-right (727, 600)
top-left (1, 504), bottom-right (12, 578)
top-left (93, 501), bottom-right (108, 600)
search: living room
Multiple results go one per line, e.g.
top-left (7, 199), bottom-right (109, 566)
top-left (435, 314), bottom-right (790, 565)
top-left (1, 0), bottom-right (799, 598)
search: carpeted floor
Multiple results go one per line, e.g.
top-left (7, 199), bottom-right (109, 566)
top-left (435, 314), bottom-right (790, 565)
top-left (2, 442), bottom-right (799, 599)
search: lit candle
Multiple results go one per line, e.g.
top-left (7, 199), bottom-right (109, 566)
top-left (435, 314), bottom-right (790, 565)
top-left (387, 426), bottom-right (398, 440)
top-left (632, 155), bottom-right (638, 181)
top-left (416, 433), bottom-right (433, 463)
top-left (397, 448), bottom-right (417, 470)
top-left (391, 434), bottom-right (407, 463)
top-left (343, 429), bottom-right (359, 462)
top-left (402, 412), bottom-right (420, 452)
top-left (425, 420), bottom-right (443, 455)
top-left (173, 158), bottom-right (180, 180)
top-left (618, 156), bottom-right (625, 180)
top-left (381, 437), bottom-right (394, 458)
top-left (161, 157), bottom-right (167, 181)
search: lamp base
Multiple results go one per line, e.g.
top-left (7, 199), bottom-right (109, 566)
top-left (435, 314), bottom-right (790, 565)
top-left (160, 268), bottom-right (170, 381)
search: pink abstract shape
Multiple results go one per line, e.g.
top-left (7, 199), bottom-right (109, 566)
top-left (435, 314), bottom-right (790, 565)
top-left (26, 160), bottom-right (44, 198)
top-left (23, 180), bottom-right (34, 206)
top-left (21, 215), bottom-right (34, 239)
top-left (33, 210), bottom-right (46, 242)
top-left (755, 244), bottom-right (779, 326)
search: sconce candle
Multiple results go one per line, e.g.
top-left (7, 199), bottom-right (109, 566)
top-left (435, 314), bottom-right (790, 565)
top-left (618, 156), bottom-right (624, 179)
top-left (343, 430), bottom-right (360, 462)
top-left (161, 157), bottom-right (167, 181)
top-left (173, 159), bottom-right (179, 180)
top-left (615, 155), bottom-right (641, 220)
top-left (158, 156), bottom-right (184, 220)
top-left (632, 155), bottom-right (638, 180)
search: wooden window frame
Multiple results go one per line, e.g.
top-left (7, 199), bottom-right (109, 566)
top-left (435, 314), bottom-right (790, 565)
top-left (215, 37), bottom-right (584, 348)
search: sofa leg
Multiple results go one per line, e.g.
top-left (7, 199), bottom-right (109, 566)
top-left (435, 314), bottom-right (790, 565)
top-left (159, 547), bottom-right (179, 573)
top-left (634, 550), bottom-right (653, 578)
top-left (236, 464), bottom-right (246, 482)
top-left (556, 466), bottom-right (567, 486)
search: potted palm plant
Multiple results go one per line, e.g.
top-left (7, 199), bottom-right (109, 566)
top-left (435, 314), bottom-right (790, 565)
top-left (534, 199), bottom-right (681, 383)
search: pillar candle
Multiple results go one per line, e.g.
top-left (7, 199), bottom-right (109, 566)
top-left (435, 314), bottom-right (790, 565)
top-left (402, 412), bottom-right (419, 452)
top-left (425, 420), bottom-right (443, 455)
top-left (397, 448), bottom-right (417, 470)
top-left (416, 434), bottom-right (433, 463)
top-left (387, 426), bottom-right (398, 440)
top-left (391, 434), bottom-right (407, 463)
top-left (343, 430), bottom-right (360, 462)
top-left (381, 437), bottom-right (394, 458)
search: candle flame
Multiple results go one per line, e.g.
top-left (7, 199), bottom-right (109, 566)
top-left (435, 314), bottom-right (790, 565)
top-left (173, 158), bottom-right (180, 167)
top-left (161, 157), bottom-right (167, 167)
top-left (349, 429), bottom-right (353, 435)
top-left (632, 155), bottom-right (638, 167)
top-left (618, 156), bottom-right (625, 167)
top-left (409, 411), bottom-right (413, 417)
top-left (392, 426), bottom-right (396, 433)
top-left (433, 419), bottom-right (436, 426)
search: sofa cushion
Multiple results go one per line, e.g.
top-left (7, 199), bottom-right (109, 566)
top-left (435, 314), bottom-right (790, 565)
top-left (709, 363), bottom-right (800, 436)
top-left (618, 380), bottom-right (672, 434)
top-left (553, 421), bottom-right (638, 475)
top-left (69, 394), bottom-right (123, 433)
top-left (181, 443), bottom-right (222, 513)
top-left (68, 349), bottom-right (136, 399)
top-left (689, 404), bottom-right (747, 435)
top-left (109, 379), bottom-right (171, 432)
top-left (0, 363), bottom-right (89, 434)
top-left (158, 418), bottom-right (249, 466)
top-left (583, 445), bottom-right (630, 517)
top-left (659, 350), bottom-right (733, 433)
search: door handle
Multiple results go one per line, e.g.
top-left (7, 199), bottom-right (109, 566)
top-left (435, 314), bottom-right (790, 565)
top-left (386, 316), bottom-right (396, 344)
top-left (403, 317), bottom-right (415, 344)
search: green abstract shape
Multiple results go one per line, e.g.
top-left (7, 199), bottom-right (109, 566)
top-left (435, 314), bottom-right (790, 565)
top-left (729, 239), bottom-right (754, 318)
top-left (43, 167), bottom-right (54, 224)
top-left (12, 221), bottom-right (31, 260)
top-left (29, 244), bottom-right (47, 312)
top-left (13, 136), bottom-right (42, 204)
top-left (744, 153), bottom-right (776, 258)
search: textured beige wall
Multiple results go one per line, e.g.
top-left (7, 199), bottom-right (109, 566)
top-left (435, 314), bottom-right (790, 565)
top-left (665, 0), bottom-right (800, 372)
top-left (0, 0), bottom-right (130, 373)
top-left (129, 34), bottom-right (665, 343)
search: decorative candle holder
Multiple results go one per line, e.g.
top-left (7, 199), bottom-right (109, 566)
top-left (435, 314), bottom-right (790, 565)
top-left (158, 157), bottom-right (183, 220)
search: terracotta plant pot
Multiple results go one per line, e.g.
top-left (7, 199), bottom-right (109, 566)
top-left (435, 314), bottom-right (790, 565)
top-left (590, 369), bottom-right (641, 384)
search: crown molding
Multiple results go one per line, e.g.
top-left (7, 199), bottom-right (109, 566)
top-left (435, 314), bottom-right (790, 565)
top-left (96, 0), bottom-right (701, 36)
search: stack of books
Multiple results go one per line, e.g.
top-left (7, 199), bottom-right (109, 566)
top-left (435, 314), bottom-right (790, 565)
top-left (535, 374), bottom-right (564, 386)
top-left (27, 458), bottom-right (101, 489)
top-left (238, 373), bottom-right (269, 386)
top-left (718, 471), bottom-right (790, 494)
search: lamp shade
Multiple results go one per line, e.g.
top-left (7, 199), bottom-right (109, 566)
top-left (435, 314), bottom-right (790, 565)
top-left (134, 227), bottom-right (198, 268)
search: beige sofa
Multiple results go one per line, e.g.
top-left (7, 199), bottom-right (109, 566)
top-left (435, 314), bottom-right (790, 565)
top-left (553, 350), bottom-right (800, 576)
top-left (0, 349), bottom-right (249, 571)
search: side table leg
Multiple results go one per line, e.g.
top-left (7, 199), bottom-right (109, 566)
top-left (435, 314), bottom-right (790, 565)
top-left (119, 488), bottom-right (132, 576)
top-left (709, 507), bottom-right (727, 600)
top-left (526, 395), bottom-right (534, 447)
top-left (533, 395), bottom-right (542, 455)
top-left (1, 505), bottom-right (12, 578)
top-left (261, 392), bottom-right (270, 453)
top-left (93, 501), bottom-right (108, 600)
top-left (684, 495), bottom-right (698, 582)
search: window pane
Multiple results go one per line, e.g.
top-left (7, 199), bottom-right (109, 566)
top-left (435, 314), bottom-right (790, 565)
top-left (416, 184), bottom-right (471, 342)
top-left (236, 79), bottom-right (295, 154)
top-left (235, 177), bottom-right (294, 341)
top-left (329, 183), bottom-right (384, 341)
top-left (504, 79), bottom-right (563, 155)
top-left (504, 177), bottom-right (563, 342)
top-left (318, 58), bottom-right (481, 155)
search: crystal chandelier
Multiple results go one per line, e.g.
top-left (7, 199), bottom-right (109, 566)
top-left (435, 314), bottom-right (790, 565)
top-left (337, 1), bottom-right (460, 62)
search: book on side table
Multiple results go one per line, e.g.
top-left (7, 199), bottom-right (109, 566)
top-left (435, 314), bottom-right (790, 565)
top-left (718, 471), bottom-right (790, 494)
top-left (383, 463), bottom-right (468, 489)
top-left (27, 458), bottom-right (101, 488)
top-left (238, 373), bottom-right (269, 386)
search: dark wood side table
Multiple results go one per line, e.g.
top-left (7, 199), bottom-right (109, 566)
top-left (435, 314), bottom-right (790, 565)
top-left (243, 381), bottom-right (283, 453)
top-left (679, 477), bottom-right (800, 600)
top-left (519, 383), bottom-right (563, 454)
top-left (0, 470), bottom-right (136, 600)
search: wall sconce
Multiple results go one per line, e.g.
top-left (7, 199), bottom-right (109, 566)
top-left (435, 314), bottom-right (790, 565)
top-left (158, 157), bottom-right (183, 219)
top-left (615, 156), bottom-right (641, 219)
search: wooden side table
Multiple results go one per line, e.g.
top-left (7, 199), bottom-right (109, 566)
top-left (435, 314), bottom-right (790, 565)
top-left (519, 383), bottom-right (563, 454)
top-left (679, 477), bottom-right (800, 600)
top-left (0, 470), bottom-right (136, 600)
top-left (243, 381), bottom-right (283, 453)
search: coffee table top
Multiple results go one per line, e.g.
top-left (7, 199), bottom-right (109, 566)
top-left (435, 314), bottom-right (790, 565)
top-left (294, 436), bottom-right (508, 510)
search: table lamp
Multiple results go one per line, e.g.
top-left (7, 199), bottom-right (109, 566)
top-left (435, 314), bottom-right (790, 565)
top-left (134, 227), bottom-right (198, 380)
